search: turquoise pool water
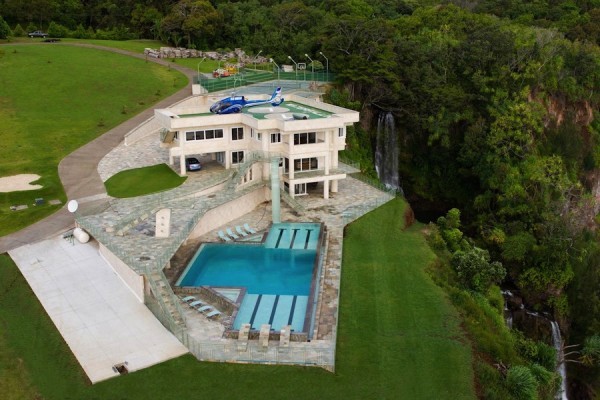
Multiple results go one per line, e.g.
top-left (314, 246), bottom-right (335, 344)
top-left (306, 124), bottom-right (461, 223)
top-left (177, 222), bottom-right (321, 332)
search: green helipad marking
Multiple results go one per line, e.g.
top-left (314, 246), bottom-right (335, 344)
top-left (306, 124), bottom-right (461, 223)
top-left (243, 101), bottom-right (332, 120)
top-left (177, 102), bottom-right (332, 120)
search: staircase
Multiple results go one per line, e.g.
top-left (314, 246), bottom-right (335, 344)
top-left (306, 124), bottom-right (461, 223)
top-left (280, 189), bottom-right (305, 215)
top-left (147, 270), bottom-right (186, 331)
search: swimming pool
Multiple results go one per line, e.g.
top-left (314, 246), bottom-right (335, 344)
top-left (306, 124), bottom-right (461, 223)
top-left (177, 223), bottom-right (322, 333)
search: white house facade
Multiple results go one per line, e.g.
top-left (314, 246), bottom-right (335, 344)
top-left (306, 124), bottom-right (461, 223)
top-left (154, 93), bottom-right (360, 199)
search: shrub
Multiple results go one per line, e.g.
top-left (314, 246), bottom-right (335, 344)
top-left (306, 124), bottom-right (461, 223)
top-left (0, 16), bottom-right (12, 39)
top-left (452, 246), bottom-right (506, 293)
top-left (12, 23), bottom-right (25, 37)
top-left (26, 22), bottom-right (37, 33)
top-left (48, 21), bottom-right (69, 38)
top-left (506, 365), bottom-right (538, 400)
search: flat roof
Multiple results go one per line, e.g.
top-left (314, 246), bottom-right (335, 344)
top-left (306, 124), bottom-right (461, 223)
top-left (177, 101), bottom-right (333, 121)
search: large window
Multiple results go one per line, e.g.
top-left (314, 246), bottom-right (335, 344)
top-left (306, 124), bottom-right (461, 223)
top-left (232, 127), bottom-right (244, 140)
top-left (293, 132), bottom-right (317, 145)
top-left (293, 157), bottom-right (318, 172)
top-left (271, 132), bottom-right (281, 143)
top-left (338, 127), bottom-right (345, 137)
top-left (231, 151), bottom-right (244, 164)
top-left (185, 129), bottom-right (224, 141)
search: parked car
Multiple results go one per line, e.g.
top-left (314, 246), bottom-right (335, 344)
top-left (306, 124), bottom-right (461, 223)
top-left (28, 31), bottom-right (49, 38)
top-left (185, 157), bottom-right (202, 171)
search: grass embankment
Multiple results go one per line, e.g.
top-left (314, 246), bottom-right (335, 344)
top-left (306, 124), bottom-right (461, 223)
top-left (105, 164), bottom-right (187, 198)
top-left (0, 45), bottom-right (186, 236)
top-left (0, 198), bottom-right (475, 399)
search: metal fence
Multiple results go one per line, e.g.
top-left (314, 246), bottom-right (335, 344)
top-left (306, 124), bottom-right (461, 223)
top-left (197, 70), bottom-right (337, 93)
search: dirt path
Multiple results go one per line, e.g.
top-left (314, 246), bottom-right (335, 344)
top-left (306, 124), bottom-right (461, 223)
top-left (0, 43), bottom-right (196, 253)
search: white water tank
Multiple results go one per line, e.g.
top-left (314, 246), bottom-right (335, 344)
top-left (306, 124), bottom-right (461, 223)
top-left (73, 227), bottom-right (90, 243)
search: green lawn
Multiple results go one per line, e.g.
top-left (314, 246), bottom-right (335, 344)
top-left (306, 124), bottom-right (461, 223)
top-left (0, 44), bottom-right (187, 236)
top-left (61, 39), bottom-right (165, 53)
top-left (0, 198), bottom-right (475, 399)
top-left (105, 164), bottom-right (187, 198)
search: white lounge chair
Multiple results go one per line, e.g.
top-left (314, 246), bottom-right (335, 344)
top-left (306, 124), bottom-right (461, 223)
top-left (243, 223), bottom-right (256, 234)
top-left (197, 305), bottom-right (214, 313)
top-left (226, 228), bottom-right (239, 240)
top-left (180, 295), bottom-right (195, 303)
top-left (218, 230), bottom-right (231, 242)
top-left (189, 300), bottom-right (206, 308)
top-left (236, 226), bottom-right (248, 237)
top-left (206, 310), bottom-right (221, 319)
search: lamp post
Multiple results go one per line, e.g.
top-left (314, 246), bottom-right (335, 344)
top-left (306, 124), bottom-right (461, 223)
top-left (270, 58), bottom-right (280, 85)
top-left (304, 53), bottom-right (314, 83)
top-left (319, 51), bottom-right (329, 82)
top-left (196, 57), bottom-right (206, 84)
top-left (288, 55), bottom-right (298, 82)
top-left (254, 50), bottom-right (262, 71)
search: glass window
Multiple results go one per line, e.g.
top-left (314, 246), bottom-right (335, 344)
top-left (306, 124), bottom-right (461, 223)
top-left (215, 129), bottom-right (224, 138)
top-left (205, 130), bottom-right (214, 139)
top-left (339, 128), bottom-right (345, 137)
top-left (232, 127), bottom-right (244, 140)
top-left (293, 132), bottom-right (317, 145)
top-left (232, 151), bottom-right (244, 164)
top-left (186, 131), bottom-right (195, 141)
top-left (195, 131), bottom-right (204, 140)
top-left (271, 132), bottom-right (281, 143)
top-left (257, 132), bottom-right (262, 141)
top-left (293, 157), bottom-right (318, 172)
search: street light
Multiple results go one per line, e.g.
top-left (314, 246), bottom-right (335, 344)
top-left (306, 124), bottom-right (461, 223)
top-left (288, 55), bottom-right (298, 81)
top-left (270, 58), bottom-right (280, 85)
top-left (196, 57), bottom-right (206, 84)
top-left (319, 51), bottom-right (329, 82)
top-left (304, 53), bottom-right (314, 82)
top-left (254, 50), bottom-right (263, 71)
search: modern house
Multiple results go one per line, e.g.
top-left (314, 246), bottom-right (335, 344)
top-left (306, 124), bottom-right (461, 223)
top-left (154, 92), bottom-right (359, 198)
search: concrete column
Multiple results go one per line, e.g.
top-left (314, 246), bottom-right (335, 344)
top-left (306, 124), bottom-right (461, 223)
top-left (179, 133), bottom-right (186, 175)
top-left (179, 155), bottom-right (186, 176)
top-left (332, 179), bottom-right (339, 193)
top-left (324, 153), bottom-right (330, 175)
top-left (324, 180), bottom-right (330, 199)
top-left (290, 183), bottom-right (295, 198)
top-left (289, 157), bottom-right (295, 180)
top-left (332, 149), bottom-right (339, 168)
top-left (270, 159), bottom-right (281, 223)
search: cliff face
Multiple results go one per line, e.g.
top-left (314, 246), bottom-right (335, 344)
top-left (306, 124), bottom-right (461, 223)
top-left (529, 90), bottom-right (595, 128)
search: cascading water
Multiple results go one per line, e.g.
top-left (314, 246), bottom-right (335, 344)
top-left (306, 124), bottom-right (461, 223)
top-left (502, 290), bottom-right (568, 399)
top-left (375, 112), bottom-right (401, 191)
top-left (551, 321), bottom-right (568, 400)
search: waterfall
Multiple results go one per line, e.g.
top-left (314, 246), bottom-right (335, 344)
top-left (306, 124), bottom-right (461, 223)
top-left (501, 290), bottom-right (568, 399)
top-left (551, 321), bottom-right (568, 400)
top-left (375, 112), bottom-right (400, 191)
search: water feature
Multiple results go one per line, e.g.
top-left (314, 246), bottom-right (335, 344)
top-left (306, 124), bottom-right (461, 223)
top-left (551, 321), bottom-right (568, 400)
top-left (502, 290), bottom-right (568, 399)
top-left (375, 112), bottom-right (400, 191)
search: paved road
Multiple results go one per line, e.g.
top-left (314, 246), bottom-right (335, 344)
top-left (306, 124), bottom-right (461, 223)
top-left (0, 44), bottom-right (197, 254)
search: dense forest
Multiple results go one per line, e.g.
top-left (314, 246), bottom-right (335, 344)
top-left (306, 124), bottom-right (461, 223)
top-left (2, 0), bottom-right (600, 398)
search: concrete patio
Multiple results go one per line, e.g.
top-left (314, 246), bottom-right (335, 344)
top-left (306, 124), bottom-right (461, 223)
top-left (8, 236), bottom-right (188, 383)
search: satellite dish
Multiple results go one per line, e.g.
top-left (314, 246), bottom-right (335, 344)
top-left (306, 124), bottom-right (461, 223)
top-left (67, 200), bottom-right (79, 213)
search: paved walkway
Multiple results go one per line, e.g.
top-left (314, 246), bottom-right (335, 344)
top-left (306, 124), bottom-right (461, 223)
top-left (8, 236), bottom-right (188, 383)
top-left (0, 44), bottom-right (197, 254)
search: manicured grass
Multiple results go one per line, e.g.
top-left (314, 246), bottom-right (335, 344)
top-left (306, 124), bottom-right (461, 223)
top-left (2, 38), bottom-right (166, 53)
top-left (105, 164), bottom-right (187, 198)
top-left (61, 39), bottom-right (166, 53)
top-left (0, 44), bottom-right (187, 236)
top-left (0, 198), bottom-right (475, 399)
